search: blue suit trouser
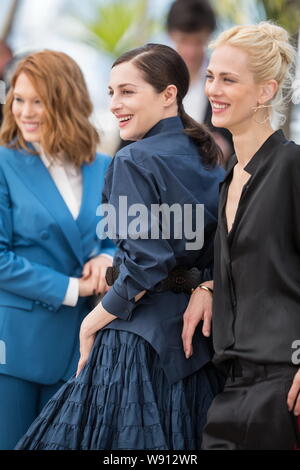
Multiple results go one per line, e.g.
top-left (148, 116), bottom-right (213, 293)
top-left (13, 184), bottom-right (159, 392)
top-left (0, 374), bottom-right (64, 450)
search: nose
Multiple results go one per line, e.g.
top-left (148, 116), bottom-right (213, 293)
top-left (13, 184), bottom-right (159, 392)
top-left (205, 78), bottom-right (222, 98)
top-left (182, 45), bottom-right (203, 63)
top-left (109, 93), bottom-right (122, 114)
top-left (22, 102), bottom-right (36, 118)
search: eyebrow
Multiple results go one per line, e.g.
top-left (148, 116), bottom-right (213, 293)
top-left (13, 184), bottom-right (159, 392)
top-left (108, 83), bottom-right (138, 89)
top-left (206, 69), bottom-right (240, 77)
top-left (13, 91), bottom-right (40, 99)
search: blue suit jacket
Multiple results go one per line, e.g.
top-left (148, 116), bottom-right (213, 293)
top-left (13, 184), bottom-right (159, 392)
top-left (0, 145), bottom-right (115, 384)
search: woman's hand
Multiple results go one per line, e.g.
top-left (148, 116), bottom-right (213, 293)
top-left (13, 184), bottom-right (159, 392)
top-left (76, 302), bottom-right (117, 377)
top-left (181, 281), bottom-right (213, 359)
top-left (76, 329), bottom-right (96, 378)
top-left (287, 368), bottom-right (300, 416)
top-left (80, 255), bottom-right (113, 296)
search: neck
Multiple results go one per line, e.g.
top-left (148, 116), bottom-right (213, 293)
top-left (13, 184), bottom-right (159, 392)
top-left (231, 123), bottom-right (275, 168)
top-left (189, 69), bottom-right (199, 83)
top-left (188, 63), bottom-right (202, 83)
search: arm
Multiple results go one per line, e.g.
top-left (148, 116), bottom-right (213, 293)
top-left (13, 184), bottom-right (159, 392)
top-left (99, 236), bottom-right (116, 258)
top-left (80, 237), bottom-right (116, 296)
top-left (75, 152), bottom-right (176, 375)
top-left (287, 151), bottom-right (300, 415)
top-left (79, 154), bottom-right (116, 295)
top-left (100, 153), bottom-right (177, 319)
top-left (0, 165), bottom-right (70, 310)
top-left (182, 280), bottom-right (214, 359)
top-left (76, 288), bottom-right (147, 377)
top-left (287, 369), bottom-right (300, 416)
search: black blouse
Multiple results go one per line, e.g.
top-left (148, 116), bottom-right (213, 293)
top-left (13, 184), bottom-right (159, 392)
top-left (213, 130), bottom-right (300, 366)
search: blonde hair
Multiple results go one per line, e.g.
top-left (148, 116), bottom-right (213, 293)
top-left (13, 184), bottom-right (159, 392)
top-left (209, 21), bottom-right (296, 125)
top-left (0, 50), bottom-right (100, 166)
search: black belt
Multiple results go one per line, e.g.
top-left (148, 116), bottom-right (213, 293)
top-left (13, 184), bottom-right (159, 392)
top-left (222, 358), bottom-right (298, 382)
top-left (105, 265), bottom-right (204, 295)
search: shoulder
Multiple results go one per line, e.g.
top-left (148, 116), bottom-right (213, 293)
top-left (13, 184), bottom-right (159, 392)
top-left (0, 145), bottom-right (24, 174)
top-left (92, 152), bottom-right (113, 171)
top-left (0, 145), bottom-right (17, 162)
top-left (112, 142), bottom-right (149, 172)
top-left (277, 139), bottom-right (300, 170)
top-left (114, 131), bottom-right (197, 166)
top-left (94, 152), bottom-right (112, 164)
top-left (283, 140), bottom-right (300, 160)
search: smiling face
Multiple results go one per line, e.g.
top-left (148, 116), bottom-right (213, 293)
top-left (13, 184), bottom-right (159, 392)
top-left (109, 61), bottom-right (174, 141)
top-left (12, 72), bottom-right (45, 143)
top-left (205, 44), bottom-right (264, 134)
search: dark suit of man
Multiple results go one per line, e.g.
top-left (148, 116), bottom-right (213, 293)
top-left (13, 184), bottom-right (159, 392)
top-left (202, 130), bottom-right (300, 450)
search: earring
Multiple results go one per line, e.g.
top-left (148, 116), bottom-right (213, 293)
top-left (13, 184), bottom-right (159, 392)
top-left (252, 103), bottom-right (271, 125)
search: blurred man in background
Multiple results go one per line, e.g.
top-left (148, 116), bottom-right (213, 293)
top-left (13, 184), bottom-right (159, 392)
top-left (166, 0), bottom-right (233, 162)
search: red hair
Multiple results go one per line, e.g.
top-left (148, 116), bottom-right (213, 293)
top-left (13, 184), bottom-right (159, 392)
top-left (0, 50), bottom-right (100, 166)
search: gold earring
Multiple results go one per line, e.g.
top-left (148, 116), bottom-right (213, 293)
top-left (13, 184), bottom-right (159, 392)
top-left (252, 103), bottom-right (271, 125)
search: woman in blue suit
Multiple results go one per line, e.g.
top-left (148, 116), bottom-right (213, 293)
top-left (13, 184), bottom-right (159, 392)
top-left (17, 44), bottom-right (225, 450)
top-left (0, 50), bottom-right (115, 449)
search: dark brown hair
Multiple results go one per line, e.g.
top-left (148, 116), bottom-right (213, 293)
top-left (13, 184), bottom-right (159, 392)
top-left (0, 50), bottom-right (100, 166)
top-left (166, 0), bottom-right (216, 34)
top-left (112, 43), bottom-right (221, 166)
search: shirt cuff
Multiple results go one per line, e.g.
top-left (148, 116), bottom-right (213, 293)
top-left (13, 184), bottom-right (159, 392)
top-left (99, 253), bottom-right (113, 262)
top-left (62, 277), bottom-right (79, 307)
top-left (101, 285), bottom-right (136, 320)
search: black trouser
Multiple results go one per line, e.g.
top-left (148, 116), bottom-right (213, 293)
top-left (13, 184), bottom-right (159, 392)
top-left (202, 359), bottom-right (300, 450)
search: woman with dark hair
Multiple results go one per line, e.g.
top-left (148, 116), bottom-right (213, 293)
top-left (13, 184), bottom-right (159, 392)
top-left (16, 44), bottom-right (224, 451)
top-left (0, 50), bottom-right (115, 449)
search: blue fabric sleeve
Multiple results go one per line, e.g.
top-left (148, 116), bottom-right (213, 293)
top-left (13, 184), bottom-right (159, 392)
top-left (99, 236), bottom-right (116, 258)
top-left (101, 153), bottom-right (177, 320)
top-left (0, 165), bottom-right (69, 311)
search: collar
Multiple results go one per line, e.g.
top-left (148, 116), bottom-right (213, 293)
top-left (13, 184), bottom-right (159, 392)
top-left (32, 142), bottom-right (53, 169)
top-left (32, 142), bottom-right (79, 176)
top-left (224, 129), bottom-right (286, 180)
top-left (143, 116), bottom-right (184, 139)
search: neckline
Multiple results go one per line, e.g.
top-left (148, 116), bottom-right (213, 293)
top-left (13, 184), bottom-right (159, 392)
top-left (223, 174), bottom-right (251, 237)
top-left (222, 129), bottom-right (286, 238)
top-left (225, 129), bottom-right (285, 179)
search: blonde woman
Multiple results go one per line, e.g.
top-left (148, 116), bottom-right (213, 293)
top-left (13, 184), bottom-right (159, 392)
top-left (197, 22), bottom-right (300, 450)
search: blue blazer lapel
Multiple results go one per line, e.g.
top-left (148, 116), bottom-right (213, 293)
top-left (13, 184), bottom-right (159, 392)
top-left (8, 147), bottom-right (84, 265)
top-left (76, 157), bottom-right (107, 232)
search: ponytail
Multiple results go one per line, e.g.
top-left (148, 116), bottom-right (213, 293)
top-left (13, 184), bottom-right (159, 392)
top-left (178, 103), bottom-right (223, 167)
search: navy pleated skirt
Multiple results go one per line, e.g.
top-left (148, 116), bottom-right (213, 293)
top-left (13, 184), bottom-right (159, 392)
top-left (16, 329), bottom-right (223, 450)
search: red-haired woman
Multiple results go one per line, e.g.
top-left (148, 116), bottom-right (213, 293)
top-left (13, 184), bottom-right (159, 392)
top-left (0, 50), bottom-right (115, 449)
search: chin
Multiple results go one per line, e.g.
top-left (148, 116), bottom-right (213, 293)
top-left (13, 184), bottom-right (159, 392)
top-left (211, 117), bottom-right (229, 129)
top-left (120, 131), bottom-right (137, 142)
top-left (23, 134), bottom-right (41, 142)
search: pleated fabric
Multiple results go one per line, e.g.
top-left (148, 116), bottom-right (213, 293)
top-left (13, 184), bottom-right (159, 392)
top-left (16, 329), bottom-right (223, 450)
